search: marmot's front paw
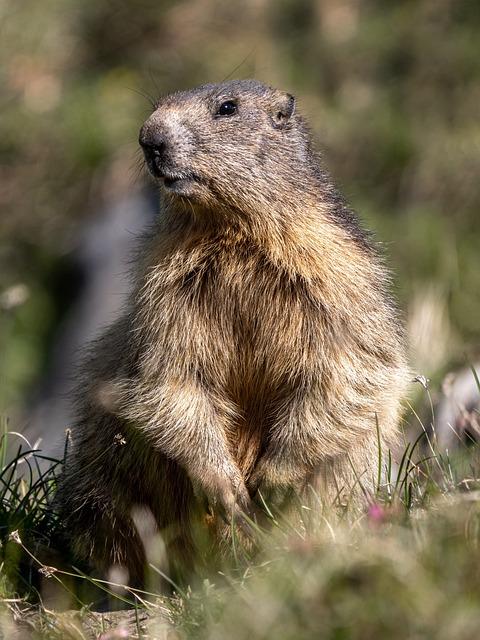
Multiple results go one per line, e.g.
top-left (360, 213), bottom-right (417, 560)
top-left (248, 457), bottom-right (306, 511)
top-left (193, 465), bottom-right (253, 526)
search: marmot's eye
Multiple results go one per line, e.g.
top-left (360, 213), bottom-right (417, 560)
top-left (217, 100), bottom-right (237, 117)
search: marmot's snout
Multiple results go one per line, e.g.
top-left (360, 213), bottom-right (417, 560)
top-left (139, 126), bottom-right (167, 179)
top-left (139, 115), bottom-right (200, 194)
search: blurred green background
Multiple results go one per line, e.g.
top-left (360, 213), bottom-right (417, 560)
top-left (1, 0), bottom-right (479, 426)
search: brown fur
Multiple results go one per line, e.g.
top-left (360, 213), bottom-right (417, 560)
top-left (55, 80), bottom-right (408, 586)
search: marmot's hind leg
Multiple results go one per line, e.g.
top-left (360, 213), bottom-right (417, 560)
top-left (65, 496), bottom-right (147, 594)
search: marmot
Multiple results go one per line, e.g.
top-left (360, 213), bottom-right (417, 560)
top-left (56, 80), bottom-right (408, 587)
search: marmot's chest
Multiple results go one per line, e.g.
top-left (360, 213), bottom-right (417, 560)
top-left (140, 249), bottom-right (325, 386)
top-left (174, 256), bottom-right (322, 371)
top-left (183, 254), bottom-right (308, 320)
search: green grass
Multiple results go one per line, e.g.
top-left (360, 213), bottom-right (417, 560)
top-left (1, 378), bottom-right (480, 639)
top-left (0, 422), bottom-right (64, 599)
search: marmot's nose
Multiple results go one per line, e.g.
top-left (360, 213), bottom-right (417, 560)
top-left (139, 126), bottom-right (166, 156)
top-left (139, 126), bottom-right (167, 177)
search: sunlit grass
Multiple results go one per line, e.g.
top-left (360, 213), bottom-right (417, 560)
top-left (0, 374), bottom-right (480, 638)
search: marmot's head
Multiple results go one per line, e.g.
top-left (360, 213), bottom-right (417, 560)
top-left (139, 80), bottom-right (315, 218)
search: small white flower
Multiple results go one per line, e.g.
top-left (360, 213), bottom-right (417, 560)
top-left (38, 565), bottom-right (58, 578)
top-left (0, 284), bottom-right (29, 310)
top-left (413, 374), bottom-right (430, 390)
top-left (9, 530), bottom-right (21, 544)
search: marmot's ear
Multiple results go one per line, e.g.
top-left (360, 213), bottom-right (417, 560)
top-left (270, 92), bottom-right (296, 129)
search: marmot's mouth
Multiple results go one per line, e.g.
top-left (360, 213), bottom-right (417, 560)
top-left (163, 173), bottom-right (193, 187)
top-left (143, 150), bottom-right (200, 194)
top-left (163, 172), bottom-right (196, 189)
top-left (161, 172), bottom-right (201, 196)
top-left (143, 151), bottom-right (196, 187)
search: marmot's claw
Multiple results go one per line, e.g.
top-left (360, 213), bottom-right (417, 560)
top-left (248, 458), bottom-right (305, 512)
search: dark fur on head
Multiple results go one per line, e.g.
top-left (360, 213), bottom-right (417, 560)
top-left (56, 79), bottom-right (408, 589)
